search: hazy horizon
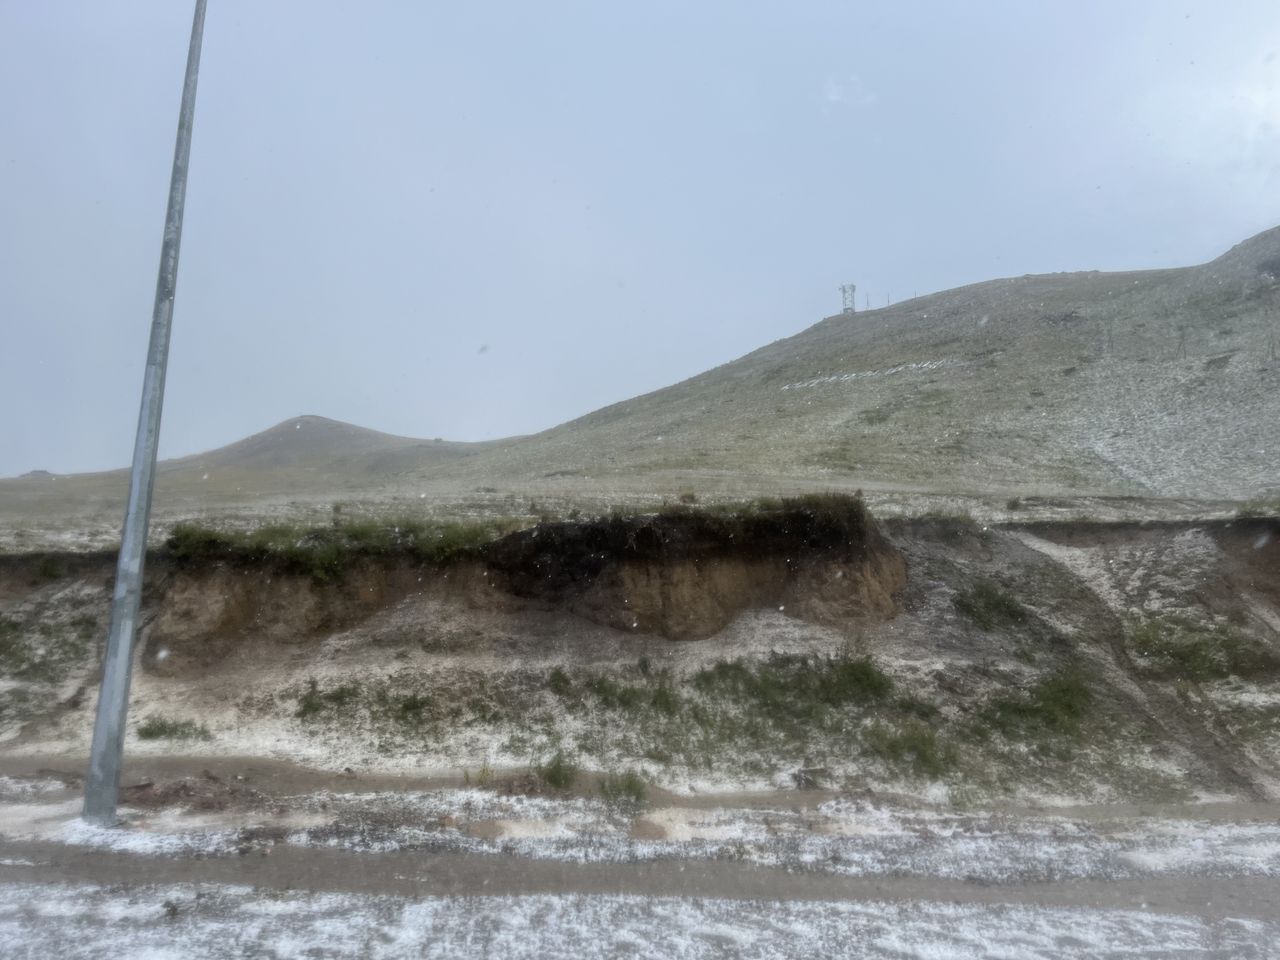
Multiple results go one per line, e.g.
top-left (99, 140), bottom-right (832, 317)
top-left (3, 1), bottom-right (1278, 476)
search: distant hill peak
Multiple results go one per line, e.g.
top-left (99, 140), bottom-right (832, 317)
top-left (165, 415), bottom-right (451, 473)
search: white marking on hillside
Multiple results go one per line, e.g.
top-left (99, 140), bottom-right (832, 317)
top-left (1012, 527), bottom-right (1225, 617)
top-left (1011, 532), bottom-right (1129, 613)
top-left (781, 358), bottom-right (965, 391)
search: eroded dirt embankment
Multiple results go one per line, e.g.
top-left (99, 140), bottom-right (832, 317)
top-left (144, 498), bottom-right (906, 670)
top-left (2, 510), bottom-right (1278, 803)
top-left (484, 503), bottom-right (906, 640)
top-left (0, 497), bottom-right (908, 673)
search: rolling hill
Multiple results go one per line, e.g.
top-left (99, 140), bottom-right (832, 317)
top-left (3, 224), bottom-right (1278, 539)
top-left (447, 223), bottom-right (1280, 500)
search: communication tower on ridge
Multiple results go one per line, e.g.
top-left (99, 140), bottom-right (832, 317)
top-left (840, 283), bottom-right (857, 315)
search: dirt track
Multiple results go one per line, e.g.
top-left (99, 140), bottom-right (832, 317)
top-left (2, 838), bottom-right (1279, 920)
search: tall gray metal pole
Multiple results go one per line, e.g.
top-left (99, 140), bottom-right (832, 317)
top-left (84, 0), bottom-right (208, 825)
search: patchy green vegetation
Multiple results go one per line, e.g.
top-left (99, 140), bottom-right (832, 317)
top-left (637, 493), bottom-right (875, 551)
top-left (546, 667), bottom-right (573, 698)
top-left (983, 669), bottom-right (1091, 737)
top-left (1236, 495), bottom-right (1280, 518)
top-left (690, 653), bottom-right (893, 720)
top-left (534, 750), bottom-right (579, 791)
top-left (540, 653), bottom-right (953, 781)
top-left (953, 580), bottom-right (1027, 630)
top-left (1129, 617), bottom-right (1279, 681)
top-left (136, 715), bottom-right (212, 741)
top-left (166, 493), bottom-right (880, 584)
top-left (295, 679), bottom-right (363, 718)
top-left (600, 770), bottom-right (647, 805)
top-left (0, 613), bottom-right (96, 686)
top-left (291, 672), bottom-right (519, 735)
top-left (865, 721), bottom-right (952, 777)
top-left (0, 604), bottom-right (100, 730)
top-left (263, 649), bottom-right (1190, 799)
top-left (583, 675), bottom-right (648, 712)
top-left (166, 516), bottom-right (523, 581)
top-left (35, 556), bottom-right (63, 580)
top-left (255, 562), bottom-right (1187, 800)
top-left (0, 617), bottom-right (20, 668)
top-left (549, 652), bottom-right (893, 725)
top-left (280, 652), bottom-right (958, 784)
top-left (1218, 699), bottom-right (1280, 744)
top-left (462, 758), bottom-right (495, 788)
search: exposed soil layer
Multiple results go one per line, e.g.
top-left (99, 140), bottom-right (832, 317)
top-left (484, 498), bottom-right (906, 639)
top-left (0, 498), bottom-right (908, 672)
top-left (1, 510), bottom-right (1278, 804)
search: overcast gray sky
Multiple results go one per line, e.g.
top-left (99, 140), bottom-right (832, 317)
top-left (2, 1), bottom-right (1278, 476)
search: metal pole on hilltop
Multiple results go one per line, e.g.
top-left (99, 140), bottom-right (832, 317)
top-left (84, 0), bottom-right (208, 824)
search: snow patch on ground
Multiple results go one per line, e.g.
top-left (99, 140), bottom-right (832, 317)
top-left (57, 816), bottom-right (237, 857)
top-left (275, 795), bottom-right (1280, 882)
top-left (1209, 682), bottom-right (1280, 710)
top-left (1012, 532), bottom-right (1130, 613)
top-left (1013, 526), bottom-right (1226, 618)
top-left (781, 358), bottom-right (966, 391)
top-left (0, 882), bottom-right (1272, 960)
top-left (8, 789), bottom-right (1278, 886)
top-left (0, 776), bottom-right (66, 802)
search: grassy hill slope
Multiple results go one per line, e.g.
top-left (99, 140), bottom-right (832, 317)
top-left (436, 225), bottom-right (1280, 499)
top-left (3, 226), bottom-right (1278, 538)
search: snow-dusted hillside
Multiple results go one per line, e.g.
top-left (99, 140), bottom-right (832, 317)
top-left (3, 226), bottom-right (1277, 535)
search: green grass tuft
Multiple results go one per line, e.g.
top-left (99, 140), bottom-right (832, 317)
top-left (586, 676), bottom-right (646, 711)
top-left (166, 516), bottom-right (519, 581)
top-left (35, 556), bottom-right (64, 580)
top-left (953, 580), bottom-right (1027, 631)
top-left (394, 692), bottom-right (431, 723)
top-left (136, 715), bottom-right (212, 741)
top-left (986, 669), bottom-right (1091, 737)
top-left (600, 769), bottom-right (647, 805)
top-left (535, 750), bottom-right (579, 791)
top-left (1129, 617), bottom-right (1279, 681)
top-left (0, 616), bottom-right (92, 685)
top-left (547, 667), bottom-right (573, 698)
top-left (865, 720), bottom-right (951, 777)
top-left (691, 652), bottom-right (892, 722)
top-left (1236, 496), bottom-right (1280, 518)
top-left (296, 679), bottom-right (362, 719)
top-left (463, 758), bottom-right (495, 788)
